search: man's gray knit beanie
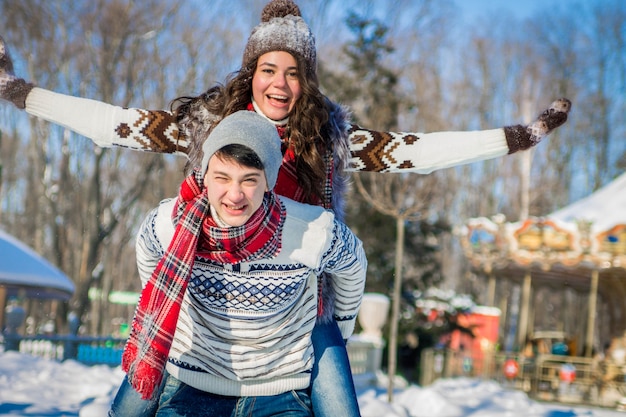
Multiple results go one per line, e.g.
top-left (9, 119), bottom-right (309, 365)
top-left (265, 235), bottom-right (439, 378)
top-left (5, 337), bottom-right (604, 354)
top-left (242, 0), bottom-right (317, 78)
top-left (201, 111), bottom-right (282, 189)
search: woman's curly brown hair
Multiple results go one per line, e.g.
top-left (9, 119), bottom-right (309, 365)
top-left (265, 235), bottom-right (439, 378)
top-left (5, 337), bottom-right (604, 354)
top-left (171, 53), bottom-right (331, 206)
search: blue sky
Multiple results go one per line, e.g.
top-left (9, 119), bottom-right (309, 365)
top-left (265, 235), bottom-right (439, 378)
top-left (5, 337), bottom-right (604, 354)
top-left (456, 0), bottom-right (555, 19)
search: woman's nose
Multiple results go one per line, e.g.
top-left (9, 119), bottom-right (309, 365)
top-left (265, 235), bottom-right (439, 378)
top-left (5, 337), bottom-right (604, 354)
top-left (273, 74), bottom-right (287, 87)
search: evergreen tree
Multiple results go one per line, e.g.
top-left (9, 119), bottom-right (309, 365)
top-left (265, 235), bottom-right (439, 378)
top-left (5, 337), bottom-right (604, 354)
top-left (320, 11), bottom-right (450, 394)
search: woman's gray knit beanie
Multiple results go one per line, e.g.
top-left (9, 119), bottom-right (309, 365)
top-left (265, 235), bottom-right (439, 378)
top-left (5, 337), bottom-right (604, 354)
top-left (242, 0), bottom-right (317, 77)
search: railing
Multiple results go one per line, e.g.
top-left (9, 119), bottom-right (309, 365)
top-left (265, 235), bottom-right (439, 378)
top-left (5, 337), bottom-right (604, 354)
top-left (4, 332), bottom-right (386, 373)
top-left (419, 348), bottom-right (626, 409)
top-left (2, 334), bottom-right (127, 366)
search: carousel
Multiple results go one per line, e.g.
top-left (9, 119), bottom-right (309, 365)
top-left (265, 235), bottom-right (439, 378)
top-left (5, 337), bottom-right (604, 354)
top-left (461, 172), bottom-right (626, 358)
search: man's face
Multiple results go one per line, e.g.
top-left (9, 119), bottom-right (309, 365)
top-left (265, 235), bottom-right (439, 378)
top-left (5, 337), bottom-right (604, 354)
top-left (203, 155), bottom-right (267, 227)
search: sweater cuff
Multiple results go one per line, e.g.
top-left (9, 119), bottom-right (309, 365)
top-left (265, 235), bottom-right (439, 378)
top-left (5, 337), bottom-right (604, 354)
top-left (504, 124), bottom-right (532, 154)
top-left (5, 78), bottom-right (34, 109)
top-left (336, 317), bottom-right (357, 340)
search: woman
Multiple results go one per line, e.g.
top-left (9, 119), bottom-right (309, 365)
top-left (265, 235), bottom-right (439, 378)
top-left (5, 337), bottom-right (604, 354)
top-left (0, 1), bottom-right (571, 415)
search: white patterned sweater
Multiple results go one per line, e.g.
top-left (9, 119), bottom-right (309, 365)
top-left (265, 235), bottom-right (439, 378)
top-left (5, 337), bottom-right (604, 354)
top-left (136, 197), bottom-right (367, 397)
top-left (24, 87), bottom-right (511, 234)
top-left (25, 88), bottom-right (509, 175)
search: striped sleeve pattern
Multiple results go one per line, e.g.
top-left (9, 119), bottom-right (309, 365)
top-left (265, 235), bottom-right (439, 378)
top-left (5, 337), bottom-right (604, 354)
top-left (319, 221), bottom-right (367, 339)
top-left (135, 207), bottom-right (165, 288)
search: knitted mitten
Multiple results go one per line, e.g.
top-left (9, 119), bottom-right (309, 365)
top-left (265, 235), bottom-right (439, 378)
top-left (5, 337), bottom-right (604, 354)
top-left (504, 98), bottom-right (571, 154)
top-left (0, 36), bottom-right (34, 109)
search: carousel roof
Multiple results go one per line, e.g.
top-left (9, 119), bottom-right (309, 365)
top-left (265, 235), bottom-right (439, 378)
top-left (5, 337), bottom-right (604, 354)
top-left (549, 171), bottom-right (626, 235)
top-left (0, 228), bottom-right (75, 300)
top-left (462, 171), bottom-right (626, 269)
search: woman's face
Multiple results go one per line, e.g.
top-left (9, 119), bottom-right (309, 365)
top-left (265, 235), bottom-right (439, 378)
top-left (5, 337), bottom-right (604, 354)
top-left (252, 51), bottom-right (302, 121)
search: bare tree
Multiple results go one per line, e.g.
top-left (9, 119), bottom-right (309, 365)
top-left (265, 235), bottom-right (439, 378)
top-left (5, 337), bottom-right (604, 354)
top-left (354, 172), bottom-right (442, 400)
top-left (0, 0), bottom-right (243, 334)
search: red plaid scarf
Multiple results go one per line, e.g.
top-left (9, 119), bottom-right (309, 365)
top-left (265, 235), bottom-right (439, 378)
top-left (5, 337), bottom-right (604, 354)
top-left (122, 173), bottom-right (285, 399)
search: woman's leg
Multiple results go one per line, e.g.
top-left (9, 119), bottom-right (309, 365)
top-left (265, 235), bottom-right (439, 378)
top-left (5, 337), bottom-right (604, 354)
top-left (108, 375), bottom-right (161, 417)
top-left (310, 319), bottom-right (361, 417)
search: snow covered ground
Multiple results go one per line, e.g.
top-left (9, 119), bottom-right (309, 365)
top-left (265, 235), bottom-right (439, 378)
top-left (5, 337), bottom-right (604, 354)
top-left (1, 350), bottom-right (625, 416)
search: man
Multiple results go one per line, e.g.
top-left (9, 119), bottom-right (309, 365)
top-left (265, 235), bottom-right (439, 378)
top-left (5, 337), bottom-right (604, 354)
top-left (117, 111), bottom-right (367, 417)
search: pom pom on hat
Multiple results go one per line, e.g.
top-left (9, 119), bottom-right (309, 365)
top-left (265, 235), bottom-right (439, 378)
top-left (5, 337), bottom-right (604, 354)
top-left (261, 0), bottom-right (301, 21)
top-left (242, 0), bottom-right (317, 78)
top-left (201, 111), bottom-right (283, 189)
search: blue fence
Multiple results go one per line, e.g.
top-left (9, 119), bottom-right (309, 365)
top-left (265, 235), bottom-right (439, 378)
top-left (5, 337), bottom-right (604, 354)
top-left (2, 334), bottom-right (127, 366)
